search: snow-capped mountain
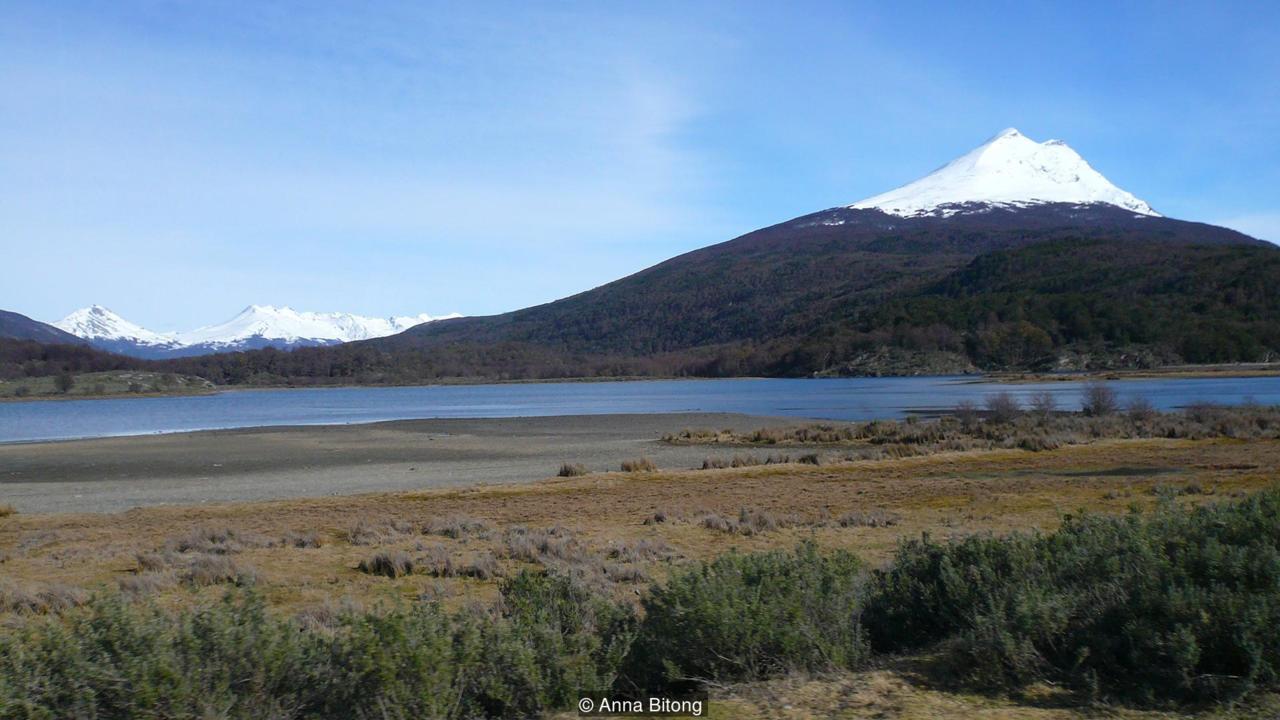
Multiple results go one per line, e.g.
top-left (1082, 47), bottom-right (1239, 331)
top-left (55, 305), bottom-right (185, 356)
top-left (177, 305), bottom-right (457, 349)
top-left (849, 128), bottom-right (1158, 218)
top-left (55, 304), bottom-right (462, 358)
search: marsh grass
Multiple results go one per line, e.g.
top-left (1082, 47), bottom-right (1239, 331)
top-left (701, 453), bottom-right (792, 469)
top-left (557, 462), bottom-right (590, 477)
top-left (358, 550), bottom-right (415, 578)
top-left (172, 526), bottom-right (270, 555)
top-left (697, 507), bottom-right (799, 536)
top-left (620, 457), bottom-right (658, 472)
top-left (0, 580), bottom-right (87, 614)
top-left (422, 514), bottom-right (494, 540)
top-left (344, 518), bottom-right (416, 546)
top-left (184, 555), bottom-right (258, 587)
top-left (671, 404), bottom-right (1280, 460)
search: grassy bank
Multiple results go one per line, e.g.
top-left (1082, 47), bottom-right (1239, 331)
top-left (3, 490), bottom-right (1279, 718)
top-left (0, 370), bottom-right (215, 400)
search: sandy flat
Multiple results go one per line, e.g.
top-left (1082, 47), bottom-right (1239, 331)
top-left (0, 413), bottom-right (805, 513)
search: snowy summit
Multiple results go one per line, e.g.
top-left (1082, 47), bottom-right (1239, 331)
top-left (849, 128), bottom-right (1158, 218)
top-left (56, 305), bottom-right (181, 349)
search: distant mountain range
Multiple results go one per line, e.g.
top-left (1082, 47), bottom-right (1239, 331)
top-left (53, 305), bottom-right (461, 358)
top-left (6, 128), bottom-right (1276, 384)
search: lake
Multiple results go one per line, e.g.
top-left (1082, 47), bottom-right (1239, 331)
top-left (2, 375), bottom-right (1279, 444)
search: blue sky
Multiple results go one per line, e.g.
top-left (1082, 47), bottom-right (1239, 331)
top-left (2, 1), bottom-right (1277, 330)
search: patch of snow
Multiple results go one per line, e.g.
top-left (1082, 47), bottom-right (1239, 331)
top-left (849, 128), bottom-right (1158, 218)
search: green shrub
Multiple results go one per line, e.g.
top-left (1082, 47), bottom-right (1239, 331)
top-left (865, 489), bottom-right (1280, 704)
top-left (0, 592), bottom-right (323, 719)
top-left (623, 542), bottom-right (867, 693)
top-left (0, 572), bottom-right (634, 720)
top-left (482, 570), bottom-right (636, 714)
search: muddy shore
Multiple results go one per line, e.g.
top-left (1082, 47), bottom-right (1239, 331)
top-left (0, 412), bottom-right (804, 513)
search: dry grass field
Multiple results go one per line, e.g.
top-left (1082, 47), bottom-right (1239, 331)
top-left (3, 434), bottom-right (1278, 718)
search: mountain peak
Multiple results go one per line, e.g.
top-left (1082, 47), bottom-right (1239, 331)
top-left (242, 304), bottom-right (290, 314)
top-left (56, 305), bottom-right (178, 345)
top-left (849, 129), bottom-right (1158, 218)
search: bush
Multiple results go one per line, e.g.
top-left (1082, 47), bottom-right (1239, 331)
top-left (623, 542), bottom-right (867, 693)
top-left (1127, 395), bottom-right (1158, 421)
top-left (0, 592), bottom-right (321, 718)
top-left (865, 489), bottom-right (1280, 704)
top-left (557, 462), bottom-right (590, 477)
top-left (53, 372), bottom-right (74, 393)
top-left (1081, 382), bottom-right (1119, 416)
top-left (491, 570), bottom-right (637, 711)
top-left (1028, 391), bottom-right (1057, 418)
top-left (984, 392), bottom-right (1022, 423)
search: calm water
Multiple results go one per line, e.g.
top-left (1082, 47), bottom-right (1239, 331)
top-left (3, 376), bottom-right (1279, 444)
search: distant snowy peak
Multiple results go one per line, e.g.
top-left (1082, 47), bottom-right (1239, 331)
top-left (54, 304), bottom-right (462, 358)
top-left (849, 128), bottom-right (1158, 218)
top-left (55, 305), bottom-right (180, 347)
top-left (177, 305), bottom-right (461, 347)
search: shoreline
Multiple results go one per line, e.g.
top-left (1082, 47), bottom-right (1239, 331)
top-left (0, 412), bottom-right (811, 514)
top-left (4, 363), bottom-right (1278, 405)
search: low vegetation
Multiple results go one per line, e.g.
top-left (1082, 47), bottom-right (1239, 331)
top-left (619, 457), bottom-right (657, 472)
top-left (667, 401), bottom-right (1280, 460)
top-left (357, 550), bottom-right (415, 578)
top-left (556, 462), bottom-right (589, 477)
top-left (866, 488), bottom-right (1280, 704)
top-left (0, 572), bottom-right (632, 720)
top-left (3, 489), bottom-right (1279, 716)
top-left (623, 542), bottom-right (868, 692)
